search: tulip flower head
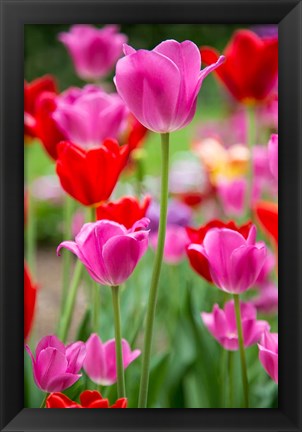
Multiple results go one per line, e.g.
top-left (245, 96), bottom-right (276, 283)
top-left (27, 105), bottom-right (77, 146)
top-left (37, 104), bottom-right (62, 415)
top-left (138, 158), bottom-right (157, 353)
top-left (201, 29), bottom-right (278, 104)
top-left (25, 335), bottom-right (86, 393)
top-left (254, 201), bottom-right (278, 246)
top-left (150, 225), bottom-right (189, 265)
top-left (202, 300), bottom-right (270, 350)
top-left (217, 177), bottom-right (247, 217)
top-left (186, 220), bottom-right (253, 283)
top-left (188, 224), bottom-right (267, 293)
top-left (252, 282), bottom-right (278, 314)
top-left (24, 75), bottom-right (57, 140)
top-left (96, 195), bottom-right (151, 229)
top-left (114, 40), bottom-right (225, 133)
top-left (258, 331), bottom-right (278, 383)
top-left (59, 25), bottom-right (127, 81)
top-left (46, 390), bottom-right (127, 408)
top-left (53, 86), bottom-right (128, 149)
top-left (83, 333), bottom-right (140, 386)
top-left (56, 140), bottom-right (129, 206)
top-left (57, 218), bottom-right (150, 286)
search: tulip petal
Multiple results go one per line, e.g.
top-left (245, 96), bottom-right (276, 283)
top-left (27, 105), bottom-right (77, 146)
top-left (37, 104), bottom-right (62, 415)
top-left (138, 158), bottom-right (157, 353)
top-left (36, 347), bottom-right (68, 391)
top-left (115, 49), bottom-right (181, 132)
top-left (66, 341), bottom-right (86, 374)
top-left (35, 335), bottom-right (66, 358)
top-left (83, 334), bottom-right (107, 385)
top-left (46, 373), bottom-right (82, 393)
top-left (102, 234), bottom-right (146, 285)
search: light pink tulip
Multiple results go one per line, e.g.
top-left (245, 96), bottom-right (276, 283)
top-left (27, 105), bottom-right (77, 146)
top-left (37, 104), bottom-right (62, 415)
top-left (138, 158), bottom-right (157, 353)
top-left (114, 40), bottom-right (225, 133)
top-left (258, 330), bottom-right (278, 383)
top-left (25, 335), bottom-right (86, 393)
top-left (201, 301), bottom-right (269, 351)
top-left (217, 177), bottom-right (246, 217)
top-left (199, 225), bottom-right (267, 294)
top-left (252, 282), bottom-right (278, 314)
top-left (268, 133), bottom-right (278, 182)
top-left (57, 218), bottom-right (149, 286)
top-left (53, 86), bottom-right (128, 148)
top-left (150, 225), bottom-right (189, 264)
top-left (59, 25), bottom-right (127, 81)
top-left (83, 333), bottom-right (140, 386)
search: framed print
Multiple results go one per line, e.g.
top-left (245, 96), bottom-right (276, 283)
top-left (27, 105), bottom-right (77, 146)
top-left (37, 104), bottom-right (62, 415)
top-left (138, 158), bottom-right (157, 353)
top-left (0, 0), bottom-right (301, 430)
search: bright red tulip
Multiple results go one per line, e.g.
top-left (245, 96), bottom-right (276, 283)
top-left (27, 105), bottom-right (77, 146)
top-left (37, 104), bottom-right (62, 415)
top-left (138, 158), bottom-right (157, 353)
top-left (200, 30), bottom-right (278, 104)
top-left (125, 114), bottom-right (148, 152)
top-left (24, 75), bottom-right (57, 139)
top-left (34, 92), bottom-right (66, 160)
top-left (186, 220), bottom-right (252, 283)
top-left (96, 195), bottom-right (151, 229)
top-left (254, 201), bottom-right (278, 246)
top-left (46, 390), bottom-right (127, 408)
top-left (24, 263), bottom-right (37, 339)
top-left (56, 140), bottom-right (129, 206)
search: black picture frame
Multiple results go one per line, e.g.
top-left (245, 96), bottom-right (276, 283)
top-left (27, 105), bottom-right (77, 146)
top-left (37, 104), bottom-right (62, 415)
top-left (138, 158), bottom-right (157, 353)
top-left (1, 0), bottom-right (301, 430)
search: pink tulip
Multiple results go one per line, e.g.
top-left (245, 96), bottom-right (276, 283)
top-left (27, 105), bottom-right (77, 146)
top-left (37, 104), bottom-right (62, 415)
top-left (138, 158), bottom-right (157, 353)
top-left (150, 225), bottom-right (189, 265)
top-left (268, 133), bottom-right (278, 182)
top-left (114, 40), bottom-right (225, 133)
top-left (25, 335), bottom-right (86, 393)
top-left (57, 218), bottom-right (150, 286)
top-left (252, 282), bottom-right (278, 314)
top-left (196, 225), bottom-right (267, 294)
top-left (217, 177), bottom-right (246, 217)
top-left (53, 86), bottom-right (128, 148)
top-left (255, 248), bottom-right (275, 286)
top-left (258, 330), bottom-right (278, 383)
top-left (201, 301), bottom-right (270, 351)
top-left (83, 333), bottom-right (140, 386)
top-left (59, 25), bottom-right (127, 81)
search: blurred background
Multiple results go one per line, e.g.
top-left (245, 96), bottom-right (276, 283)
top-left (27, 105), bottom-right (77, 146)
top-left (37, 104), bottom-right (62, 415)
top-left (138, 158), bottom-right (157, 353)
top-left (24, 24), bottom-right (278, 408)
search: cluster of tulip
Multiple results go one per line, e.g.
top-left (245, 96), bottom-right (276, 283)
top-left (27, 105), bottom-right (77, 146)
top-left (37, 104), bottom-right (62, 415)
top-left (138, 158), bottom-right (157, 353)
top-left (24, 24), bottom-right (278, 408)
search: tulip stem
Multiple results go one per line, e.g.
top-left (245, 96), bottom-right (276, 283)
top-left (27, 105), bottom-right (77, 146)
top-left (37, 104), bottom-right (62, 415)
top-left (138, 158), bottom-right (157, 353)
top-left (233, 294), bottom-right (249, 408)
top-left (245, 105), bottom-right (256, 211)
top-left (57, 260), bottom-right (84, 342)
top-left (60, 196), bottom-right (74, 313)
top-left (40, 393), bottom-right (49, 408)
top-left (138, 133), bottom-right (170, 408)
top-left (111, 285), bottom-right (126, 398)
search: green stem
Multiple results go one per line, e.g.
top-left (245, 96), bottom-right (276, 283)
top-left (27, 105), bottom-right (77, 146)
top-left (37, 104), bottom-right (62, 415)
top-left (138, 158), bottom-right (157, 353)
top-left (138, 133), bottom-right (170, 408)
top-left (40, 392), bottom-right (49, 408)
top-left (227, 350), bottom-right (234, 408)
top-left (245, 105), bottom-right (256, 211)
top-left (233, 294), bottom-right (249, 408)
top-left (111, 285), bottom-right (126, 398)
top-left (60, 196), bottom-right (74, 313)
top-left (92, 282), bottom-right (100, 333)
top-left (57, 260), bottom-right (84, 342)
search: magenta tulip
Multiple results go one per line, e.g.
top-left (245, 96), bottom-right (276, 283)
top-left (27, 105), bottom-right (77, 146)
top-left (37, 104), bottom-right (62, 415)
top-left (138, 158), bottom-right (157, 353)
top-left (59, 25), bottom-right (127, 81)
top-left (258, 330), bottom-right (278, 383)
top-left (53, 85), bottom-right (128, 148)
top-left (201, 301), bottom-right (269, 351)
top-left (217, 177), bottom-right (246, 217)
top-left (252, 282), bottom-right (278, 314)
top-left (57, 218), bottom-right (149, 286)
top-left (114, 40), bottom-right (225, 133)
top-left (83, 333), bottom-right (140, 386)
top-left (268, 133), bottom-right (278, 182)
top-left (192, 225), bottom-right (267, 294)
top-left (150, 225), bottom-right (189, 265)
top-left (25, 335), bottom-right (86, 393)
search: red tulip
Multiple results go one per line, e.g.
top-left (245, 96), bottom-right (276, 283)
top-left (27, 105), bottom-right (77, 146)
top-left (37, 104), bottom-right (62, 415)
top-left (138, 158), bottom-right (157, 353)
top-left (24, 263), bottom-right (37, 339)
top-left (186, 219), bottom-right (252, 283)
top-left (200, 30), bottom-right (278, 104)
top-left (96, 195), bottom-right (151, 229)
top-left (254, 201), bottom-right (278, 246)
top-left (24, 75), bottom-right (57, 139)
top-left (56, 140), bottom-right (129, 206)
top-left (46, 390), bottom-right (127, 408)
top-left (34, 92), bottom-right (66, 160)
top-left (126, 114), bottom-right (148, 152)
